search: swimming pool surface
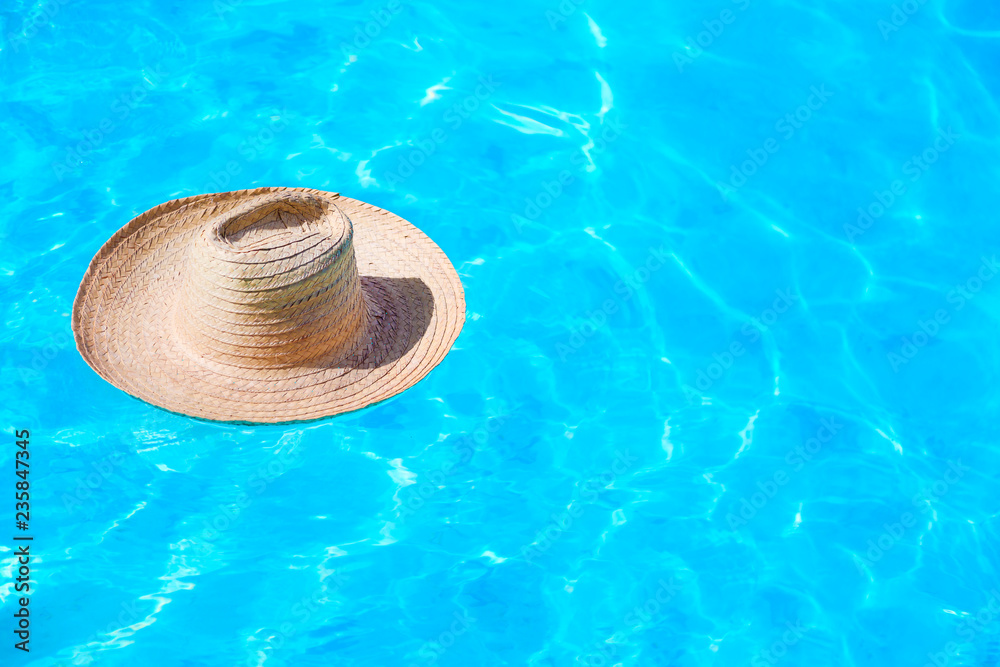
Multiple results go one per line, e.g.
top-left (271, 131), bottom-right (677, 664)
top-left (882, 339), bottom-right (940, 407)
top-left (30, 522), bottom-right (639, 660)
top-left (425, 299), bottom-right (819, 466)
top-left (3, 0), bottom-right (1000, 664)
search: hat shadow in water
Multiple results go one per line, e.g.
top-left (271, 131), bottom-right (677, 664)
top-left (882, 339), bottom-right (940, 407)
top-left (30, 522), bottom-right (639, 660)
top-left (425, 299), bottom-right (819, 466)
top-left (300, 276), bottom-right (435, 370)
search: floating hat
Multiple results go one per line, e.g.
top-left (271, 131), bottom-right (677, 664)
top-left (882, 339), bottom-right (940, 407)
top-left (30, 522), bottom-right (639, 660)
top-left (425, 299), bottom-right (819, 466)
top-left (72, 187), bottom-right (465, 424)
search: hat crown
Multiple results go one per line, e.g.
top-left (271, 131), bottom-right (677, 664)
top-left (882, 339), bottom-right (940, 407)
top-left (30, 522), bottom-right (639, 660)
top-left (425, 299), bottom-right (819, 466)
top-left (176, 192), bottom-right (369, 368)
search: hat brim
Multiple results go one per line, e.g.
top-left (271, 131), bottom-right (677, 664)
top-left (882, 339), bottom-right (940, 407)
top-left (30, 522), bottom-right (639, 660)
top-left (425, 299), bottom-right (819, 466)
top-left (72, 187), bottom-right (465, 424)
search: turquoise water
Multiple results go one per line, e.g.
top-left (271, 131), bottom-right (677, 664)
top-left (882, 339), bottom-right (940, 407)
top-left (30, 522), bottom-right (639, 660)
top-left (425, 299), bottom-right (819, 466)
top-left (3, 0), bottom-right (1000, 664)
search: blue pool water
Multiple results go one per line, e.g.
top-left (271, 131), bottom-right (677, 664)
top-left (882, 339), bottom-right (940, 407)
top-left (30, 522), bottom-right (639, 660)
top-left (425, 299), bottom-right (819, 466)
top-left (3, 0), bottom-right (1000, 664)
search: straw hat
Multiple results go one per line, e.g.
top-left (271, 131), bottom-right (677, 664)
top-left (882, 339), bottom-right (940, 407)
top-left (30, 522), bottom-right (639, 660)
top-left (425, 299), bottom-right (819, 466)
top-left (72, 187), bottom-right (465, 424)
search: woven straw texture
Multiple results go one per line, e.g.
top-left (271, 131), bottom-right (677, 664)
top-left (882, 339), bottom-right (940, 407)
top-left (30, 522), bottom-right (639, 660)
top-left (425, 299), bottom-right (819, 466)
top-left (72, 187), bottom-right (465, 424)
